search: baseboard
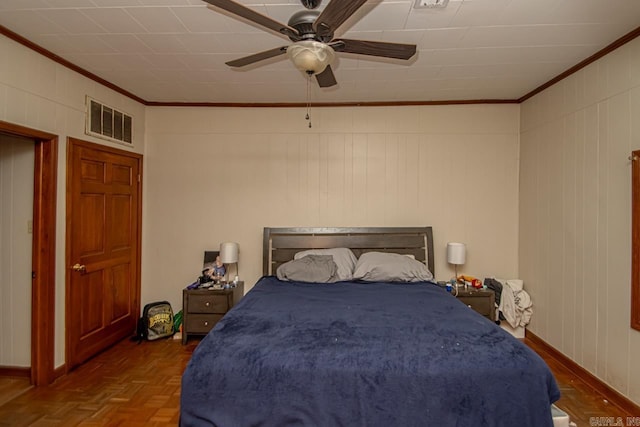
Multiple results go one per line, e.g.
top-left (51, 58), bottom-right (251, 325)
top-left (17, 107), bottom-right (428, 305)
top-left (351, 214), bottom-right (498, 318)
top-left (527, 331), bottom-right (640, 416)
top-left (0, 366), bottom-right (31, 378)
top-left (0, 365), bottom-right (66, 383)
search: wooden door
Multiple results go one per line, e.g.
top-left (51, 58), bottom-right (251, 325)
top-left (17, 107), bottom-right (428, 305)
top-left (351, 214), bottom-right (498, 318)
top-left (66, 138), bottom-right (142, 369)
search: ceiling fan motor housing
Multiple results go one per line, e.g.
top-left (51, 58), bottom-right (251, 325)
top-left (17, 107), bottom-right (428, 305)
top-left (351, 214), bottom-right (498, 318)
top-left (301, 0), bottom-right (321, 9)
top-left (287, 10), bottom-right (333, 43)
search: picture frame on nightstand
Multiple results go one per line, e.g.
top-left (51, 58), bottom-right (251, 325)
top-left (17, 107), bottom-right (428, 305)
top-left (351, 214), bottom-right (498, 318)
top-left (203, 250), bottom-right (226, 282)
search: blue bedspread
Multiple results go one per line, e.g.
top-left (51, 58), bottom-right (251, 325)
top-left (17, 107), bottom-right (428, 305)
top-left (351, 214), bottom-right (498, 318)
top-left (181, 277), bottom-right (560, 427)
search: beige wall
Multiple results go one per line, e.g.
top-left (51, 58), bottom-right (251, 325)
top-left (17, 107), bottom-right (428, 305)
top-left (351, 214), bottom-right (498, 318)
top-left (143, 104), bottom-right (521, 312)
top-left (0, 134), bottom-right (34, 367)
top-left (0, 34), bottom-right (147, 368)
top-left (520, 37), bottom-right (640, 403)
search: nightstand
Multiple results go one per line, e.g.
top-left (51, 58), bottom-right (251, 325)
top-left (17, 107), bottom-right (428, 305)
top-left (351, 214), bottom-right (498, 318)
top-left (454, 288), bottom-right (495, 321)
top-left (182, 282), bottom-right (244, 344)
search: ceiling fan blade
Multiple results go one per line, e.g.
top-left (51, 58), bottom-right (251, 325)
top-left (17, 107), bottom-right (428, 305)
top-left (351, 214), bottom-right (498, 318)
top-left (203, 0), bottom-right (298, 38)
top-left (226, 46), bottom-right (288, 67)
top-left (315, 65), bottom-right (337, 87)
top-left (312, 0), bottom-right (369, 36)
top-left (331, 39), bottom-right (417, 60)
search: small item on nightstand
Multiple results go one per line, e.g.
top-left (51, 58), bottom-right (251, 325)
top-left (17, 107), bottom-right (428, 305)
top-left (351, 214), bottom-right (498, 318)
top-left (458, 275), bottom-right (482, 289)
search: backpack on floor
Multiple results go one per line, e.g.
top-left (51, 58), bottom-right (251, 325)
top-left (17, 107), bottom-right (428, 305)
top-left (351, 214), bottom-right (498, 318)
top-left (132, 301), bottom-right (174, 343)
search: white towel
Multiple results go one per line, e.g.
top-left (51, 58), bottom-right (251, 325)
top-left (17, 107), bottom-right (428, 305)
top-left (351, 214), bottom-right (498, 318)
top-left (497, 279), bottom-right (533, 329)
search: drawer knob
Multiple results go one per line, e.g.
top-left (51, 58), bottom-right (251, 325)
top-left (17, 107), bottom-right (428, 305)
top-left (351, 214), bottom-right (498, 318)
top-left (204, 321), bottom-right (209, 326)
top-left (467, 305), bottom-right (472, 308)
top-left (205, 301), bottom-right (210, 307)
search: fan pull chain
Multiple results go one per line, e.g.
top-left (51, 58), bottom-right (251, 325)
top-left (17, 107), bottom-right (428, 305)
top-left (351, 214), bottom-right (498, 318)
top-left (306, 72), bottom-right (312, 128)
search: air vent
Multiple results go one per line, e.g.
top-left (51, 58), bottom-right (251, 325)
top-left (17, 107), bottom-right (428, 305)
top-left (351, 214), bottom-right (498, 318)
top-left (414, 0), bottom-right (449, 8)
top-left (85, 96), bottom-right (133, 145)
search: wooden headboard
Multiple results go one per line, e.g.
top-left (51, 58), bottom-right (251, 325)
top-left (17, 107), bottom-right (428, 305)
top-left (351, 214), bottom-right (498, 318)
top-left (263, 227), bottom-right (434, 277)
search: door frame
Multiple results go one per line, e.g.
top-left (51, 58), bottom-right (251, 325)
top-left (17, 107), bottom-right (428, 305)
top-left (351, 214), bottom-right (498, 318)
top-left (0, 120), bottom-right (57, 386)
top-left (632, 149), bottom-right (640, 331)
top-left (65, 138), bottom-right (143, 369)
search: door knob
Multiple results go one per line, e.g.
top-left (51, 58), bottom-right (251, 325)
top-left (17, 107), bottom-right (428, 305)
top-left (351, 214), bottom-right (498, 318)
top-left (71, 263), bottom-right (86, 272)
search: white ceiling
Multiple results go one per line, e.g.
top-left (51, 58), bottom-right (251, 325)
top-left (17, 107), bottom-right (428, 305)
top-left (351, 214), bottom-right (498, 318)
top-left (1, 0), bottom-right (639, 104)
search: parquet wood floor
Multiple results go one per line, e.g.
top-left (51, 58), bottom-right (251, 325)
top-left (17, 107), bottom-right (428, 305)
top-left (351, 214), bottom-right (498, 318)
top-left (0, 337), bottom-right (196, 427)
top-left (526, 337), bottom-right (638, 427)
top-left (0, 377), bottom-right (31, 408)
top-left (0, 335), bottom-right (636, 426)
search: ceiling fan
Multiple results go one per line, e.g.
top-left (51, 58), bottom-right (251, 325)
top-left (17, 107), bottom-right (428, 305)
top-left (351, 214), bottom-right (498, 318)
top-left (202, 0), bottom-right (417, 88)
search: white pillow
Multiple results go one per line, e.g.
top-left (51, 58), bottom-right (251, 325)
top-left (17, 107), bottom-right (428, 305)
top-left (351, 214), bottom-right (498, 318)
top-left (294, 248), bottom-right (357, 281)
top-left (353, 252), bottom-right (434, 283)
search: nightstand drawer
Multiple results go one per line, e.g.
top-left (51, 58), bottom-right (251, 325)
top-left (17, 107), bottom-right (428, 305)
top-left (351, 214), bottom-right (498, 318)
top-left (457, 296), bottom-right (492, 316)
top-left (453, 288), bottom-right (495, 321)
top-left (186, 314), bottom-right (224, 333)
top-left (182, 283), bottom-right (244, 344)
top-left (188, 294), bottom-right (229, 313)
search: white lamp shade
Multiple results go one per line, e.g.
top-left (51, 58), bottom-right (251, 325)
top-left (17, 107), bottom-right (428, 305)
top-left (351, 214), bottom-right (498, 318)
top-left (219, 242), bottom-right (239, 263)
top-left (286, 40), bottom-right (334, 74)
top-left (446, 242), bottom-right (466, 265)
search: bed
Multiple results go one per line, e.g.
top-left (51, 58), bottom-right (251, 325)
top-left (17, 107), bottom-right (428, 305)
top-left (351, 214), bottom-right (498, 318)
top-left (180, 227), bottom-right (560, 427)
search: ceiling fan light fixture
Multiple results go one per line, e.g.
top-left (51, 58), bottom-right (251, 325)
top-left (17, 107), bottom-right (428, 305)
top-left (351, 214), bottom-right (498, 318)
top-left (287, 40), bottom-right (335, 74)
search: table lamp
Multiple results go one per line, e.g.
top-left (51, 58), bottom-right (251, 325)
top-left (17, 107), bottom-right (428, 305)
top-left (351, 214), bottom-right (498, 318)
top-left (219, 242), bottom-right (239, 283)
top-left (446, 242), bottom-right (466, 287)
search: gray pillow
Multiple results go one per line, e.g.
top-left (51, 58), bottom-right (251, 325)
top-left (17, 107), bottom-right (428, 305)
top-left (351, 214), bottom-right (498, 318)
top-left (276, 255), bottom-right (339, 283)
top-left (353, 252), bottom-right (434, 282)
top-left (294, 248), bottom-right (357, 281)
